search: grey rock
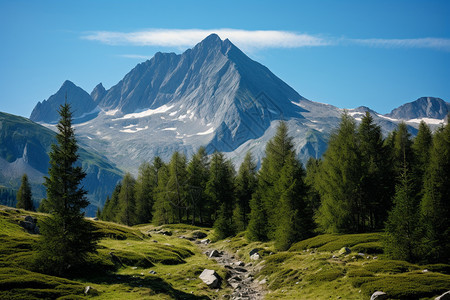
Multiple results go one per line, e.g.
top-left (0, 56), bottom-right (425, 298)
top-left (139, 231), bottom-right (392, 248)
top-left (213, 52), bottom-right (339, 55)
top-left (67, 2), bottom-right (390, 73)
top-left (435, 291), bottom-right (450, 300)
top-left (209, 249), bottom-right (221, 258)
top-left (338, 247), bottom-right (351, 255)
top-left (370, 291), bottom-right (388, 300)
top-left (84, 286), bottom-right (99, 296)
top-left (199, 269), bottom-right (222, 289)
top-left (250, 253), bottom-right (261, 260)
top-left (200, 239), bottom-right (211, 244)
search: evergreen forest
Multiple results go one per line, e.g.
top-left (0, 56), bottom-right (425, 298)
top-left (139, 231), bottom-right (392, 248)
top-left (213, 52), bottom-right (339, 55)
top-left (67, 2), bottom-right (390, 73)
top-left (100, 112), bottom-right (450, 263)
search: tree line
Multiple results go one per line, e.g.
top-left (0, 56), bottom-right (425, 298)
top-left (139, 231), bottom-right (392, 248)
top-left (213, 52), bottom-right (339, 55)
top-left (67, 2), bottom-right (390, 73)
top-left (100, 112), bottom-right (448, 262)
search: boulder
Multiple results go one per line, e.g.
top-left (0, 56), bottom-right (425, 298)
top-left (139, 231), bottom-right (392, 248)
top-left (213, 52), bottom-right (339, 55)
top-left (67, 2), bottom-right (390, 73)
top-left (235, 261), bottom-right (245, 267)
top-left (24, 215), bottom-right (36, 223)
top-left (199, 269), bottom-right (221, 288)
top-left (84, 286), bottom-right (99, 296)
top-left (370, 291), bottom-right (388, 300)
top-left (250, 253), bottom-right (261, 260)
top-left (436, 291), bottom-right (450, 300)
top-left (338, 247), bottom-right (351, 255)
top-left (209, 249), bottom-right (220, 258)
top-left (200, 239), bottom-right (210, 244)
top-left (19, 219), bottom-right (39, 234)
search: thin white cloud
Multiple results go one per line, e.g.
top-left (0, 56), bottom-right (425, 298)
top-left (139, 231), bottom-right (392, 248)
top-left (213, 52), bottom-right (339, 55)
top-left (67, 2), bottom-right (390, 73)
top-left (82, 28), bottom-right (330, 50)
top-left (82, 28), bottom-right (450, 52)
top-left (350, 37), bottom-right (450, 51)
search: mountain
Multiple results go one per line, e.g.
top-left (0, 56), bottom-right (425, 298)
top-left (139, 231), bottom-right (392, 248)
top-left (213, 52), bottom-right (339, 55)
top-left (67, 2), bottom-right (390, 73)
top-left (0, 111), bottom-right (123, 215)
top-left (30, 80), bottom-right (99, 124)
top-left (91, 83), bottom-right (107, 103)
top-left (29, 34), bottom-right (448, 173)
top-left (386, 97), bottom-right (449, 120)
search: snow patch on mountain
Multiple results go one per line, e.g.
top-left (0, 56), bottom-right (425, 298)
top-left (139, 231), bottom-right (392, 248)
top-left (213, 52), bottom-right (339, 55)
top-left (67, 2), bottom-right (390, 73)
top-left (115, 104), bottom-right (175, 120)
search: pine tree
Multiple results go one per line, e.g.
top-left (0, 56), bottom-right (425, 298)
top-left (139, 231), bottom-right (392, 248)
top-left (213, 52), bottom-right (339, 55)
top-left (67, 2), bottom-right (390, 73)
top-left (235, 152), bottom-right (257, 227)
top-left (357, 112), bottom-right (392, 230)
top-left (246, 191), bottom-right (268, 241)
top-left (187, 147), bottom-right (209, 224)
top-left (421, 124), bottom-right (450, 263)
top-left (166, 151), bottom-right (188, 223)
top-left (153, 164), bottom-right (172, 225)
top-left (117, 173), bottom-right (137, 226)
top-left (16, 173), bottom-right (34, 211)
top-left (206, 152), bottom-right (235, 237)
top-left (305, 157), bottom-right (322, 214)
top-left (35, 103), bottom-right (98, 276)
top-left (274, 153), bottom-right (312, 250)
top-left (384, 166), bottom-right (422, 262)
top-left (101, 183), bottom-right (121, 222)
top-left (315, 113), bottom-right (362, 233)
top-left (257, 121), bottom-right (296, 239)
top-left (135, 162), bottom-right (156, 224)
top-left (412, 121), bottom-right (433, 197)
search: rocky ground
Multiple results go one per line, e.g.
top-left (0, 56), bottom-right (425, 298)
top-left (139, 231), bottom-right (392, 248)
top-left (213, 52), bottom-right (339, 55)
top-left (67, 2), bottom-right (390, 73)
top-left (196, 241), bottom-right (266, 300)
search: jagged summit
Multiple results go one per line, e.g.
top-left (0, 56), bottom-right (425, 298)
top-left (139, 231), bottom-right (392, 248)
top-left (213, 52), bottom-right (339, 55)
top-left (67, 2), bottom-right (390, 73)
top-left (385, 97), bottom-right (449, 120)
top-left (28, 35), bottom-right (447, 173)
top-left (91, 83), bottom-right (107, 103)
top-left (30, 80), bottom-right (98, 124)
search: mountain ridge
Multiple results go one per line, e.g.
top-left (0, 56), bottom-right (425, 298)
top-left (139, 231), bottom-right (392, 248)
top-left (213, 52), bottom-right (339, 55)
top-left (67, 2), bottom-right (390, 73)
top-left (28, 34), bottom-right (448, 173)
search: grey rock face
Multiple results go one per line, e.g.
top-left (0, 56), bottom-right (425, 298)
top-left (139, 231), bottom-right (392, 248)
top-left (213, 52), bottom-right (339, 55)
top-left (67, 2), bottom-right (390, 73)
top-left (386, 97), bottom-right (449, 120)
top-left (30, 80), bottom-right (98, 124)
top-left (370, 291), bottom-right (388, 300)
top-left (436, 291), bottom-right (450, 300)
top-left (28, 35), bottom-right (448, 181)
top-left (199, 269), bottom-right (221, 288)
top-left (91, 83), bottom-right (107, 103)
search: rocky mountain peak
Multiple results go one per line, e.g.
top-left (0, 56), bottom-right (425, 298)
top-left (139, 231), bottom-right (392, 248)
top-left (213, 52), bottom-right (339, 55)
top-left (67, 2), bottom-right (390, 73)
top-left (30, 80), bottom-right (98, 124)
top-left (386, 97), bottom-right (449, 120)
top-left (91, 83), bottom-right (107, 103)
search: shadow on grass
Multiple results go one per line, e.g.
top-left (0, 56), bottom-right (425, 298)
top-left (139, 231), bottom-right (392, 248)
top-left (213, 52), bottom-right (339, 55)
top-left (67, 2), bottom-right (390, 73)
top-left (86, 273), bottom-right (210, 300)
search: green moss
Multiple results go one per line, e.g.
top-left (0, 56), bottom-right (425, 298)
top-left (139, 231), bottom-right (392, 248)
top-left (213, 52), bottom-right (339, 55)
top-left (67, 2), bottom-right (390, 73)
top-left (289, 233), bottom-right (383, 252)
top-left (358, 272), bottom-right (450, 299)
top-left (93, 220), bottom-right (146, 240)
top-left (363, 260), bottom-right (419, 274)
top-left (304, 268), bottom-right (344, 282)
top-left (346, 268), bottom-right (374, 277)
top-left (0, 267), bottom-right (84, 299)
top-left (351, 242), bottom-right (384, 254)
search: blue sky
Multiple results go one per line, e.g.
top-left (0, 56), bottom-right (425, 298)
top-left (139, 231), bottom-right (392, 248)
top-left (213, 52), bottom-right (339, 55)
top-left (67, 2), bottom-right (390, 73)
top-left (1, 0), bottom-right (449, 117)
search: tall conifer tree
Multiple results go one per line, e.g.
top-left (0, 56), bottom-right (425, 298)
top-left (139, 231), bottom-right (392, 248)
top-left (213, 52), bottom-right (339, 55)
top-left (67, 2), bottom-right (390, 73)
top-left (135, 162), bottom-right (156, 224)
top-left (315, 113), bottom-right (362, 233)
top-left (36, 103), bottom-right (97, 276)
top-left (187, 147), bottom-right (209, 224)
top-left (384, 166), bottom-right (422, 262)
top-left (16, 174), bottom-right (34, 211)
top-left (235, 152), bottom-right (257, 228)
top-left (117, 173), bottom-right (137, 226)
top-left (421, 123), bottom-right (450, 263)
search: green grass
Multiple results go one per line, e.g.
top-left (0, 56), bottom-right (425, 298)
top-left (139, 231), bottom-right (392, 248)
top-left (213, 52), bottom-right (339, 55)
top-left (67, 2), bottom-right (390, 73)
top-left (0, 267), bottom-right (84, 299)
top-left (0, 206), bottom-right (231, 299)
top-left (2, 206), bottom-right (449, 299)
top-left (351, 272), bottom-right (450, 299)
top-left (289, 232), bottom-right (383, 252)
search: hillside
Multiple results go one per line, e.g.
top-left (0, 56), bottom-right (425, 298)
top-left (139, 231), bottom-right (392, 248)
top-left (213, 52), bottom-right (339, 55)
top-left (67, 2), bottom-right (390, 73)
top-left (0, 112), bottom-right (123, 215)
top-left (1, 205), bottom-right (449, 299)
